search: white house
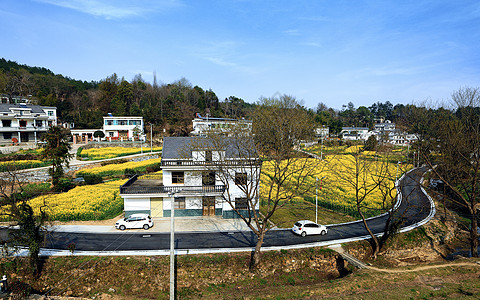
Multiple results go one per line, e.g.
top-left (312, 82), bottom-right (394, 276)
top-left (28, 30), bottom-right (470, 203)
top-left (103, 115), bottom-right (144, 141)
top-left (190, 113), bottom-right (252, 136)
top-left (374, 120), bottom-right (396, 132)
top-left (388, 131), bottom-right (418, 146)
top-left (71, 115), bottom-right (144, 143)
top-left (119, 136), bottom-right (260, 218)
top-left (340, 127), bottom-right (369, 140)
top-left (315, 126), bottom-right (329, 139)
top-left (0, 103), bottom-right (57, 144)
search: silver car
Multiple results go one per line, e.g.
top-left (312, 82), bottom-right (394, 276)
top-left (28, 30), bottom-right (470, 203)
top-left (292, 220), bottom-right (327, 237)
top-left (115, 213), bottom-right (154, 230)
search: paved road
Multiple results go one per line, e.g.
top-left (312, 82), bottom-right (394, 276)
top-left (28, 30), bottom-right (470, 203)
top-left (34, 167), bottom-right (432, 252)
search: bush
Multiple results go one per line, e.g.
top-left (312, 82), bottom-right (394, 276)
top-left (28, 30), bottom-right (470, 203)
top-left (124, 168), bottom-right (136, 177)
top-left (145, 163), bottom-right (161, 173)
top-left (83, 174), bottom-right (103, 185)
top-left (76, 147), bottom-right (84, 158)
top-left (54, 178), bottom-right (74, 193)
top-left (21, 183), bottom-right (51, 198)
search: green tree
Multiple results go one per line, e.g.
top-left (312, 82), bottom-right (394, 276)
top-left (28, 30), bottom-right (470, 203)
top-left (41, 126), bottom-right (73, 192)
top-left (364, 135), bottom-right (378, 151)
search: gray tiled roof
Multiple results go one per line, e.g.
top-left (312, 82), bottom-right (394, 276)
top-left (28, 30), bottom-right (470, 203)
top-left (162, 136), bottom-right (256, 160)
top-left (0, 103), bottom-right (52, 114)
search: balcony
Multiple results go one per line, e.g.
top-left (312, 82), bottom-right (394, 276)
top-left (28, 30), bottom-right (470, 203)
top-left (0, 126), bottom-right (49, 132)
top-left (161, 159), bottom-right (261, 167)
top-left (119, 174), bottom-right (226, 195)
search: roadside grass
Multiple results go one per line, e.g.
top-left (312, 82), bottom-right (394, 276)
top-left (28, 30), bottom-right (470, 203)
top-left (2, 248), bottom-right (479, 299)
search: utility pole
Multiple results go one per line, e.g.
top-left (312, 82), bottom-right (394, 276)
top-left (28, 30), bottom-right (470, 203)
top-left (150, 123), bottom-right (153, 153)
top-left (315, 177), bottom-right (318, 224)
top-left (167, 191), bottom-right (179, 300)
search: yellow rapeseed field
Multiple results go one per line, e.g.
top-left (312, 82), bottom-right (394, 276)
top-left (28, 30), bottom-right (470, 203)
top-left (260, 151), bottom-right (410, 217)
top-left (79, 146), bottom-right (162, 160)
top-left (0, 160), bottom-right (48, 172)
top-left (77, 157), bottom-right (162, 177)
top-left (28, 179), bottom-right (128, 221)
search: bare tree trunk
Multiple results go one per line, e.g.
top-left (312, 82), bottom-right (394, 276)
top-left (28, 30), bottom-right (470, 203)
top-left (250, 231), bottom-right (266, 270)
top-left (359, 210), bottom-right (380, 258)
top-left (471, 210), bottom-right (479, 257)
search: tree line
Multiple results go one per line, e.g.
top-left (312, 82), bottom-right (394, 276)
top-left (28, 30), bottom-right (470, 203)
top-left (1, 58), bottom-right (426, 136)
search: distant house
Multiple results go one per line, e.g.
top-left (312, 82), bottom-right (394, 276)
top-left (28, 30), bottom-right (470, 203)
top-left (340, 127), bottom-right (369, 140)
top-left (103, 116), bottom-right (144, 141)
top-left (71, 115), bottom-right (144, 143)
top-left (388, 131), bottom-right (418, 146)
top-left (119, 136), bottom-right (260, 219)
top-left (315, 126), bottom-right (329, 139)
top-left (374, 120), bottom-right (396, 132)
top-left (190, 113), bottom-right (252, 136)
top-left (0, 103), bottom-right (57, 144)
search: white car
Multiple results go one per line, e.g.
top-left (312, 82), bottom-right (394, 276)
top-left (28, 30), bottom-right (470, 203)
top-left (292, 220), bottom-right (328, 237)
top-left (115, 214), bottom-right (154, 230)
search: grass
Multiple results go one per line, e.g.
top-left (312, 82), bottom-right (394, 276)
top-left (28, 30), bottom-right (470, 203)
top-left (264, 198), bottom-right (355, 228)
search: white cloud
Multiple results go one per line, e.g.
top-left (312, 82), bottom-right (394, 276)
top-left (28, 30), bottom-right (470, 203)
top-left (36, 0), bottom-right (182, 19)
top-left (283, 29), bottom-right (300, 36)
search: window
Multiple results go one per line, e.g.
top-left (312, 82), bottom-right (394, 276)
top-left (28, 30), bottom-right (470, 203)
top-left (35, 120), bottom-right (43, 127)
top-left (106, 120), bottom-right (113, 125)
top-left (3, 133), bottom-right (12, 140)
top-left (174, 197), bottom-right (186, 209)
top-left (172, 171), bottom-right (184, 184)
top-left (2, 120), bottom-right (11, 127)
top-left (235, 173), bottom-right (247, 186)
top-left (47, 111), bottom-right (54, 116)
top-left (235, 197), bottom-right (249, 209)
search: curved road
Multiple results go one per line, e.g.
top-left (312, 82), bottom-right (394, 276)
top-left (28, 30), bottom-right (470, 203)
top-left (35, 167), bottom-right (433, 253)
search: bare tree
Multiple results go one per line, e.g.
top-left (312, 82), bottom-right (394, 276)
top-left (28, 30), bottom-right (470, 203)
top-left (403, 87), bottom-right (480, 257)
top-left (185, 95), bottom-right (323, 269)
top-left (328, 149), bottom-right (398, 258)
top-left (0, 164), bottom-right (48, 275)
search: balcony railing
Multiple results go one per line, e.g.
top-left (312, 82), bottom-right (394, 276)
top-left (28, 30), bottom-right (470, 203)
top-left (0, 126), bottom-right (49, 132)
top-left (119, 175), bottom-right (226, 194)
top-left (161, 159), bottom-right (261, 167)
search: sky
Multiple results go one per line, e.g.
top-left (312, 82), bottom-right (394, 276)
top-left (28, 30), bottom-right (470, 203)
top-left (1, 0), bottom-right (479, 110)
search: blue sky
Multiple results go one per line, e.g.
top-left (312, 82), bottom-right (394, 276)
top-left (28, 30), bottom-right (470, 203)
top-left (1, 0), bottom-right (479, 109)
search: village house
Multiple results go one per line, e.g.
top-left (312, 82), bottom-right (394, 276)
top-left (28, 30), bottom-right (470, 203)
top-left (190, 113), bottom-right (252, 136)
top-left (71, 115), bottom-right (144, 143)
top-left (340, 127), bottom-right (370, 140)
top-left (0, 103), bottom-right (57, 144)
top-left (119, 136), bottom-right (260, 219)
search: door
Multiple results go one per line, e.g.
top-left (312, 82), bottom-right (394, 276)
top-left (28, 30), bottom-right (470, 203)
top-left (20, 132), bottom-right (29, 142)
top-left (202, 196), bottom-right (216, 216)
top-left (150, 197), bottom-right (163, 218)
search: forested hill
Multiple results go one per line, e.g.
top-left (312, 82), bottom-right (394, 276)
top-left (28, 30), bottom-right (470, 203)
top-left (0, 58), bottom-right (254, 135)
top-left (0, 58), bottom-right (417, 136)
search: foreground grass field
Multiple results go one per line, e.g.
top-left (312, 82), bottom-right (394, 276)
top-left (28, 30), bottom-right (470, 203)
top-left (2, 230), bottom-right (479, 299)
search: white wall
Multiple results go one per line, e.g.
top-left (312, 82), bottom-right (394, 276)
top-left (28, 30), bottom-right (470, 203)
top-left (124, 197), bottom-right (151, 211)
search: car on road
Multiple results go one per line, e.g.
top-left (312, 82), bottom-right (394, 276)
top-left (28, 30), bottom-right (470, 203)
top-left (115, 214), bottom-right (154, 230)
top-left (292, 220), bottom-right (328, 237)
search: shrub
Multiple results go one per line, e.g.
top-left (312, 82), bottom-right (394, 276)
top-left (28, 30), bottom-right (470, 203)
top-left (54, 178), bottom-right (74, 193)
top-left (145, 163), bottom-right (161, 173)
top-left (83, 174), bottom-right (103, 185)
top-left (124, 168), bottom-right (136, 177)
top-left (76, 147), bottom-right (84, 158)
